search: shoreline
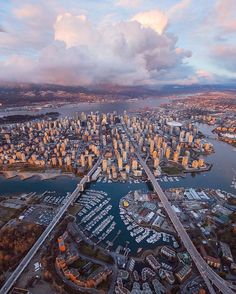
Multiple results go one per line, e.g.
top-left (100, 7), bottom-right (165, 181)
top-left (0, 170), bottom-right (76, 181)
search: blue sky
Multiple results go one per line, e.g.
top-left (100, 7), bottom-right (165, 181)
top-left (0, 0), bottom-right (236, 86)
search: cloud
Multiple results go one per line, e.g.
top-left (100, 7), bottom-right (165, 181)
top-left (13, 2), bottom-right (58, 30)
top-left (201, 0), bottom-right (236, 39)
top-left (0, 25), bottom-right (6, 33)
top-left (167, 0), bottom-right (191, 19)
top-left (54, 13), bottom-right (99, 48)
top-left (14, 4), bottom-right (45, 20)
top-left (196, 70), bottom-right (214, 81)
top-left (211, 45), bottom-right (236, 72)
top-left (131, 10), bottom-right (168, 35)
top-left (0, 12), bottom-right (192, 86)
top-left (0, 2), bottom-right (59, 55)
top-left (214, 0), bottom-right (236, 35)
top-left (116, 0), bottom-right (141, 9)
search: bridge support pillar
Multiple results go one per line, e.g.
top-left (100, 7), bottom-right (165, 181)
top-left (78, 184), bottom-right (84, 192)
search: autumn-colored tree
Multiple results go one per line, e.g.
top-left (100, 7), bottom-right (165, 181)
top-left (0, 222), bottom-right (43, 274)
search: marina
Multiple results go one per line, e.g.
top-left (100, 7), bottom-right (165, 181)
top-left (0, 125), bottom-right (235, 255)
top-left (76, 190), bottom-right (118, 245)
top-left (75, 186), bottom-right (179, 254)
top-left (157, 176), bottom-right (180, 182)
top-left (96, 175), bottom-right (181, 184)
top-left (119, 192), bottom-right (179, 248)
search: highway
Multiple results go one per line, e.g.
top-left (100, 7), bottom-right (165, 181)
top-left (0, 156), bottom-right (102, 294)
top-left (124, 125), bottom-right (235, 294)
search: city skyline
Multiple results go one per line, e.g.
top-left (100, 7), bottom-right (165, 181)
top-left (0, 2), bottom-right (236, 294)
top-left (0, 0), bottom-right (236, 87)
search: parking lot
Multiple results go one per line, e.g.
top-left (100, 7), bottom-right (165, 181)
top-left (20, 206), bottom-right (57, 226)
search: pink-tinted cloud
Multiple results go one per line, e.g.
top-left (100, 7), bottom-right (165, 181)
top-left (54, 13), bottom-right (99, 49)
top-left (167, 0), bottom-right (191, 19)
top-left (196, 70), bottom-right (214, 81)
top-left (201, 0), bottom-right (236, 38)
top-left (215, 0), bottom-right (236, 34)
top-left (131, 10), bottom-right (168, 35)
top-left (116, 0), bottom-right (141, 9)
top-left (211, 45), bottom-right (236, 72)
top-left (0, 12), bottom-right (192, 86)
top-left (0, 2), bottom-right (59, 54)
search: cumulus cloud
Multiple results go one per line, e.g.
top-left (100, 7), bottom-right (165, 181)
top-left (54, 13), bottom-right (98, 48)
top-left (131, 10), bottom-right (168, 35)
top-left (0, 10), bottom-right (193, 86)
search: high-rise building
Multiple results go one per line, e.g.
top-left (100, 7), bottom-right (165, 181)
top-left (81, 154), bottom-right (85, 167)
top-left (52, 157), bottom-right (57, 166)
top-left (188, 134), bottom-right (194, 144)
top-left (102, 159), bottom-right (108, 172)
top-left (182, 156), bottom-right (188, 167)
top-left (173, 151), bottom-right (179, 162)
top-left (122, 151), bottom-right (127, 162)
top-left (118, 157), bottom-right (123, 171)
top-left (179, 130), bottom-right (185, 142)
top-left (88, 155), bottom-right (93, 168)
top-left (125, 140), bottom-right (129, 151)
top-left (165, 147), bottom-right (171, 160)
top-left (125, 164), bottom-right (130, 174)
top-left (204, 143), bottom-right (210, 151)
top-left (132, 159), bottom-right (138, 171)
top-left (152, 150), bottom-right (158, 159)
top-left (198, 158), bottom-right (205, 167)
top-left (154, 158), bottom-right (160, 168)
top-left (113, 139), bottom-right (118, 150)
top-left (150, 139), bottom-right (154, 154)
top-left (66, 155), bottom-right (71, 166)
top-left (192, 160), bottom-right (199, 169)
top-left (162, 141), bottom-right (167, 151)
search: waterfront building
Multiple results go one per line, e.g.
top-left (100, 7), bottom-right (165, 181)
top-left (173, 151), bottom-right (179, 162)
top-left (88, 155), bottom-right (93, 168)
top-left (102, 159), bottom-right (108, 172)
top-left (118, 157), bottom-right (123, 171)
top-left (192, 160), bottom-right (199, 169)
top-left (125, 164), bottom-right (130, 174)
top-left (154, 158), bottom-right (160, 168)
top-left (198, 158), bottom-right (205, 167)
top-left (182, 156), bottom-right (189, 167)
top-left (132, 159), bottom-right (138, 171)
top-left (81, 154), bottom-right (85, 167)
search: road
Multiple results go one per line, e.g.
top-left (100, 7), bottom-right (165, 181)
top-left (0, 156), bottom-right (102, 294)
top-left (124, 125), bottom-right (235, 294)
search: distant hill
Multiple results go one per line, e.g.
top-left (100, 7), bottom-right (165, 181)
top-left (0, 82), bottom-right (236, 107)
